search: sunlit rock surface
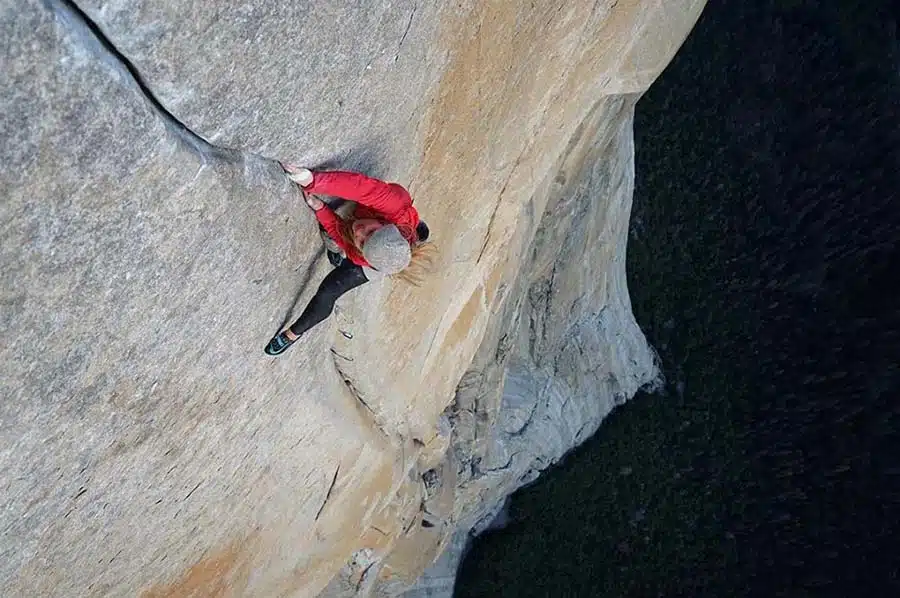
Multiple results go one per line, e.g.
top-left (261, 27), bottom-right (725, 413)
top-left (0, 1), bottom-right (704, 595)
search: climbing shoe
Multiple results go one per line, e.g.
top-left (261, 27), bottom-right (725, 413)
top-left (327, 249), bottom-right (345, 268)
top-left (264, 332), bottom-right (295, 356)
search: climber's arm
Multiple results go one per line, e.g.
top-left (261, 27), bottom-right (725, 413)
top-left (306, 171), bottom-right (412, 219)
top-left (313, 204), bottom-right (344, 245)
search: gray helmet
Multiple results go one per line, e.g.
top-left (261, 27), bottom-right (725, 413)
top-left (362, 224), bottom-right (411, 275)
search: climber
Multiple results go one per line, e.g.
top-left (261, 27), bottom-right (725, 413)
top-left (264, 165), bottom-right (434, 356)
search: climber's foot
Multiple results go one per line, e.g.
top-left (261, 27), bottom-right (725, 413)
top-left (327, 250), bottom-right (344, 268)
top-left (264, 330), bottom-right (298, 356)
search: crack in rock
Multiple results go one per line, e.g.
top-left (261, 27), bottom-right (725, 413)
top-left (315, 465), bottom-right (340, 521)
top-left (394, 2), bottom-right (417, 61)
top-left (45, 0), bottom-right (266, 166)
top-left (331, 354), bottom-right (393, 440)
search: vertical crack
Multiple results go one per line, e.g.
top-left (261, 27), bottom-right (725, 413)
top-left (314, 465), bottom-right (340, 521)
top-left (44, 0), bottom-right (251, 164)
top-left (394, 3), bottom-right (417, 61)
top-left (330, 352), bottom-right (391, 439)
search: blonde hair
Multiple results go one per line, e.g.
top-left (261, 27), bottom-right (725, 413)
top-left (334, 216), bottom-right (375, 266)
top-left (395, 242), bottom-right (439, 286)
top-left (337, 215), bottom-right (437, 285)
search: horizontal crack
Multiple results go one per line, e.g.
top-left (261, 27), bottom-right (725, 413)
top-left (45, 0), bottom-right (254, 165)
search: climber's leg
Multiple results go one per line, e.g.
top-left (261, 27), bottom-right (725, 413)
top-left (288, 260), bottom-right (368, 337)
top-left (264, 260), bottom-right (368, 356)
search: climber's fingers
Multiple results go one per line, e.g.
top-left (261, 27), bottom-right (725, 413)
top-left (305, 195), bottom-right (324, 211)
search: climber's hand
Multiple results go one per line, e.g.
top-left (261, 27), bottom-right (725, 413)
top-left (281, 163), bottom-right (314, 187)
top-left (305, 194), bottom-right (324, 211)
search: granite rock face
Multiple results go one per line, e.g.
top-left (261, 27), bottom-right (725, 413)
top-left (0, 1), bottom-right (704, 596)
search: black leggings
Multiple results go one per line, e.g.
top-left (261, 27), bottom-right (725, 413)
top-left (288, 259), bottom-right (368, 337)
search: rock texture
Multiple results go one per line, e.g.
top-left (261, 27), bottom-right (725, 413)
top-left (0, 1), bottom-right (704, 596)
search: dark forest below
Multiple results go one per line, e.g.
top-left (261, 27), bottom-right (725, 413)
top-left (456, 1), bottom-right (900, 596)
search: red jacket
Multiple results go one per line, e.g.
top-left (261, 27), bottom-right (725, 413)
top-left (307, 171), bottom-right (420, 268)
